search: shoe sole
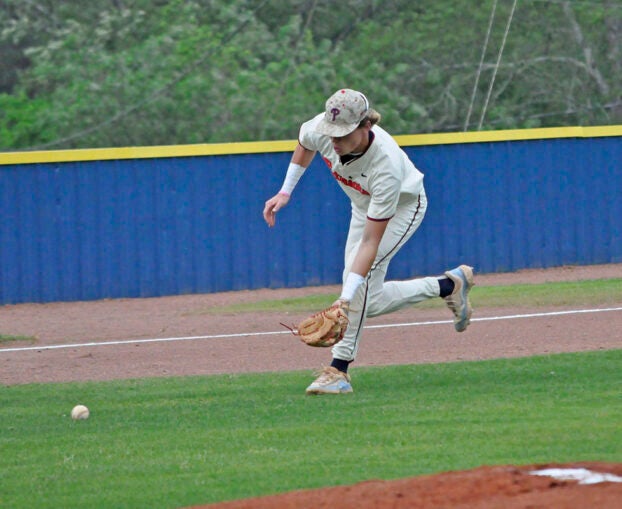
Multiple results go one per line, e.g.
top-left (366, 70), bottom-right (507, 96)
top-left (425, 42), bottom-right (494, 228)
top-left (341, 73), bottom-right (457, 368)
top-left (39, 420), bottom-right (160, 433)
top-left (459, 264), bottom-right (474, 287)
top-left (306, 386), bottom-right (353, 395)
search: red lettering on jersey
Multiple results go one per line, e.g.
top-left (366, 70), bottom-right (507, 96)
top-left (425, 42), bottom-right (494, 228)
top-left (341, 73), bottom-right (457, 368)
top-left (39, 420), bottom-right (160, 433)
top-left (332, 171), bottom-right (370, 196)
top-left (322, 157), bottom-right (333, 169)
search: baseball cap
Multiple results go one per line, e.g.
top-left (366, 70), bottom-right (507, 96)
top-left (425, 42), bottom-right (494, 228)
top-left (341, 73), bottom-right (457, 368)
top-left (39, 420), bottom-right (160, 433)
top-left (315, 89), bottom-right (370, 137)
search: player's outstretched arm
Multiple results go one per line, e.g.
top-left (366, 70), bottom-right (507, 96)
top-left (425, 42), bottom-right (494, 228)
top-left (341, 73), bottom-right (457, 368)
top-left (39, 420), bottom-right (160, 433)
top-left (263, 143), bottom-right (316, 228)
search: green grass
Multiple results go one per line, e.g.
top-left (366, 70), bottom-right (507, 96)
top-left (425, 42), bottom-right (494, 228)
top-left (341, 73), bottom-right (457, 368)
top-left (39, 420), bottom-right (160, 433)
top-left (468, 278), bottom-right (622, 308)
top-left (0, 334), bottom-right (35, 344)
top-left (193, 278), bottom-right (622, 314)
top-left (1, 350), bottom-right (620, 509)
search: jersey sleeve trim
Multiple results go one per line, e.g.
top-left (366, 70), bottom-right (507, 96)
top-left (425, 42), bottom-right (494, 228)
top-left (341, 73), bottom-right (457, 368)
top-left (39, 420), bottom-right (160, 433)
top-left (297, 138), bottom-right (314, 151)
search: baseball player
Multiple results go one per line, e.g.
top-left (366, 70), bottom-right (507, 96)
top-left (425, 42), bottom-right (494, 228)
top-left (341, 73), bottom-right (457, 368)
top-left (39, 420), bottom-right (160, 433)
top-left (263, 88), bottom-right (474, 395)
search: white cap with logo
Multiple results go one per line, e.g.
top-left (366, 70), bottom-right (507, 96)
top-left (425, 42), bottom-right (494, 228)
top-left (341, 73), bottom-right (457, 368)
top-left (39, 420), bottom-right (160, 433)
top-left (315, 89), bottom-right (370, 137)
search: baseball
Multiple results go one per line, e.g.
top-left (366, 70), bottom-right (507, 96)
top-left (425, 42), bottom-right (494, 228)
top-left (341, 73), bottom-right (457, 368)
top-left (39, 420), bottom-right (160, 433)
top-left (71, 404), bottom-right (90, 420)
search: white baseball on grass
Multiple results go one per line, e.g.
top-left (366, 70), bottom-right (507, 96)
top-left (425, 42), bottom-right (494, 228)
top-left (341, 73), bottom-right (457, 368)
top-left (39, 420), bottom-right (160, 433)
top-left (71, 404), bottom-right (90, 420)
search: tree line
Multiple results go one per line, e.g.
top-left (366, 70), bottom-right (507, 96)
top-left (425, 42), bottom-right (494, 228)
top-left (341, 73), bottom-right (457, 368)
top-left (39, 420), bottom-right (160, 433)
top-left (0, 0), bottom-right (620, 151)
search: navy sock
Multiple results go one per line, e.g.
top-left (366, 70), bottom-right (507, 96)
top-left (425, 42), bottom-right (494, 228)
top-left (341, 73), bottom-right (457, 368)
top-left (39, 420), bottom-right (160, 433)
top-left (438, 276), bottom-right (455, 298)
top-left (331, 358), bottom-right (351, 374)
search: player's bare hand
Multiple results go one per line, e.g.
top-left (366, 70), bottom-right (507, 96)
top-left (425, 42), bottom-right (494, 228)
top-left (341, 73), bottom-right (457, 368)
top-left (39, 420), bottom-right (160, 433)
top-left (332, 299), bottom-right (351, 314)
top-left (263, 193), bottom-right (290, 227)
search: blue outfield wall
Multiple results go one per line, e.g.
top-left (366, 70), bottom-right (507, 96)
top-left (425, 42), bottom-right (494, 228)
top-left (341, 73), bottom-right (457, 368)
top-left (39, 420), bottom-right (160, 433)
top-left (0, 126), bottom-right (620, 304)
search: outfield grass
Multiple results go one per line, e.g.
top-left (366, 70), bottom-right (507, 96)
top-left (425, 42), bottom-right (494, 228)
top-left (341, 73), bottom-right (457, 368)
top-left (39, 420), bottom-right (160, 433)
top-left (0, 334), bottom-right (35, 344)
top-left (196, 278), bottom-right (622, 314)
top-left (1, 350), bottom-right (620, 509)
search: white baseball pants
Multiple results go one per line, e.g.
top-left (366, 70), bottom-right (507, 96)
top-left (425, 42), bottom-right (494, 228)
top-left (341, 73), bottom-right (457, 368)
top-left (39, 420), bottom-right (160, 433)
top-left (331, 192), bottom-right (441, 362)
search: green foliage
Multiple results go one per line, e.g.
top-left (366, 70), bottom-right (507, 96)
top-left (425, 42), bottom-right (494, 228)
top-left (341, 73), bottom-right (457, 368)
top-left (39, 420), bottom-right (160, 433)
top-left (0, 92), bottom-right (55, 146)
top-left (0, 350), bottom-right (620, 508)
top-left (0, 0), bottom-right (621, 150)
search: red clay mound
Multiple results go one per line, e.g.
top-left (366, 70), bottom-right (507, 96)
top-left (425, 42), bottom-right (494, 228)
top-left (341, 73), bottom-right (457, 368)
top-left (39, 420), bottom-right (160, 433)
top-left (189, 462), bottom-right (622, 509)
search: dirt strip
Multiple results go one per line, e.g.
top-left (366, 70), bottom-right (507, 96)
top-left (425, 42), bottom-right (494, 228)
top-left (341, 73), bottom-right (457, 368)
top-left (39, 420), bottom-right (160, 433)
top-left (1, 263), bottom-right (620, 385)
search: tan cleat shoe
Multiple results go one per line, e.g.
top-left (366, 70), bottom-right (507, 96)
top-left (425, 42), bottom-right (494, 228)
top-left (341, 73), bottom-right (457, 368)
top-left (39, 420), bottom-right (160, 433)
top-left (443, 265), bottom-right (474, 332)
top-left (305, 367), bottom-right (353, 395)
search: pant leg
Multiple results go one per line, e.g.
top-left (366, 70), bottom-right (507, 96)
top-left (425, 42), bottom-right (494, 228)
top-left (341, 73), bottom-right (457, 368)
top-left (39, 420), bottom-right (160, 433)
top-left (332, 193), bottom-right (428, 362)
top-left (367, 277), bottom-right (440, 316)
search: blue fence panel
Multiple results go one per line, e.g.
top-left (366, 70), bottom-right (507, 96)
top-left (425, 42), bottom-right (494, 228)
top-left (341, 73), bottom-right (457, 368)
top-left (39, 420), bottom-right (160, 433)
top-left (392, 135), bottom-right (621, 277)
top-left (0, 131), bottom-right (620, 304)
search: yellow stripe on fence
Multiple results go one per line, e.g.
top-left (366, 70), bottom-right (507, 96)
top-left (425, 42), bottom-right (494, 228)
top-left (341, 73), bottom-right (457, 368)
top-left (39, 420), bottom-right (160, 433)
top-left (1, 125), bottom-right (620, 166)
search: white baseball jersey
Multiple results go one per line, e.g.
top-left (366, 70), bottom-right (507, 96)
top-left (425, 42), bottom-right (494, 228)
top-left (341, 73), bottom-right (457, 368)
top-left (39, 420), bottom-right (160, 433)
top-left (299, 113), bottom-right (424, 220)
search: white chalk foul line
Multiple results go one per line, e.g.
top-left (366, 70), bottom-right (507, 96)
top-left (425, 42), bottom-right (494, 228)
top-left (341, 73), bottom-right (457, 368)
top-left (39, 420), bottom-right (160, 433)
top-left (1, 306), bottom-right (621, 354)
top-left (370, 306), bottom-right (622, 329)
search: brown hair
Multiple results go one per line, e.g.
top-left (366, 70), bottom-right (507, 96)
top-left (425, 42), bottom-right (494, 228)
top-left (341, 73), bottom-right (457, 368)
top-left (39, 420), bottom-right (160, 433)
top-left (358, 108), bottom-right (381, 128)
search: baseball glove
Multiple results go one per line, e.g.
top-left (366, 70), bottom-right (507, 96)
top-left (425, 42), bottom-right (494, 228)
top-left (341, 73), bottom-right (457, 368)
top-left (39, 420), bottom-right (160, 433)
top-left (282, 304), bottom-right (349, 347)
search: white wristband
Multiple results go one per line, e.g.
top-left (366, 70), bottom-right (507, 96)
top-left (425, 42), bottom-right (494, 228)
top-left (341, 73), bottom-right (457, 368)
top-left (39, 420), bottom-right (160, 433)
top-left (340, 272), bottom-right (365, 301)
top-left (279, 163), bottom-right (306, 196)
